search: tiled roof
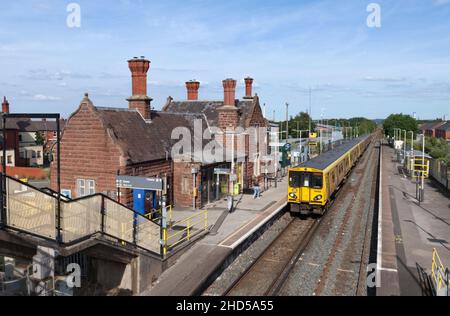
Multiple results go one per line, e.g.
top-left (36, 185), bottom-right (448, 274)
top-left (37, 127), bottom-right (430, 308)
top-left (420, 121), bottom-right (446, 131)
top-left (436, 121), bottom-right (450, 131)
top-left (162, 98), bottom-right (257, 128)
top-left (0, 118), bottom-right (65, 132)
top-left (94, 107), bottom-right (214, 164)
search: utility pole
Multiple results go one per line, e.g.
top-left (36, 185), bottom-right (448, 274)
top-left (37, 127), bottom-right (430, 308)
top-left (285, 103), bottom-right (289, 141)
top-left (404, 130), bottom-right (407, 164)
top-left (309, 88), bottom-right (312, 135)
top-left (421, 134), bottom-right (425, 203)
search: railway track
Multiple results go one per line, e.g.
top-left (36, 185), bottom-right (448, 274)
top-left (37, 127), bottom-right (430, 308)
top-left (278, 138), bottom-right (380, 296)
top-left (223, 216), bottom-right (319, 296)
top-left (219, 138), bottom-right (380, 297)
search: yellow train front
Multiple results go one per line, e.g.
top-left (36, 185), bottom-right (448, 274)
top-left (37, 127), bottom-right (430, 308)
top-left (288, 169), bottom-right (327, 215)
top-left (288, 136), bottom-right (372, 216)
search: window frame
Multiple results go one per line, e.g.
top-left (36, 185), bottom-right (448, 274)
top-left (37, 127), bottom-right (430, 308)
top-left (76, 179), bottom-right (86, 197)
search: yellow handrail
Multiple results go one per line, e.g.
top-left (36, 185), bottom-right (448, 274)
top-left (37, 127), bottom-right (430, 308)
top-left (432, 248), bottom-right (449, 293)
top-left (162, 209), bottom-right (208, 256)
top-left (144, 205), bottom-right (173, 226)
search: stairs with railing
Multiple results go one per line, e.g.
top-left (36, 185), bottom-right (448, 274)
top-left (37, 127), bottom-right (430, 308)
top-left (0, 175), bottom-right (162, 256)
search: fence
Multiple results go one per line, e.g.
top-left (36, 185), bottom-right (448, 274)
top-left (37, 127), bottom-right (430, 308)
top-left (429, 159), bottom-right (450, 191)
top-left (161, 210), bottom-right (208, 256)
top-left (1, 176), bottom-right (161, 255)
top-left (432, 248), bottom-right (449, 296)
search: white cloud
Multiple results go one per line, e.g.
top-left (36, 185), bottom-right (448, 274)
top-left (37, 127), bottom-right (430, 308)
top-left (435, 0), bottom-right (450, 6)
top-left (32, 94), bottom-right (61, 101)
top-left (24, 69), bottom-right (91, 81)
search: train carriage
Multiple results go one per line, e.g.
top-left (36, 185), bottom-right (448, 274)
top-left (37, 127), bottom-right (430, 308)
top-left (288, 135), bottom-right (372, 216)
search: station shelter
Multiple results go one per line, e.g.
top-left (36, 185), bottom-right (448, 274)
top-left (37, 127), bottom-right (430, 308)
top-left (405, 150), bottom-right (431, 180)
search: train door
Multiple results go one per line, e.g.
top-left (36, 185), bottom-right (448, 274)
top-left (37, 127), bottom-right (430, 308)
top-left (300, 173), bottom-right (311, 202)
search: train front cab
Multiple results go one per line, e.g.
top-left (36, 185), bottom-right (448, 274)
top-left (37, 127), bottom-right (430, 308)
top-left (288, 169), bottom-right (327, 216)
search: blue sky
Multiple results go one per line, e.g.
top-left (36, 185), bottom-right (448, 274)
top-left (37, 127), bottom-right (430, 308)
top-left (1, 0), bottom-right (450, 120)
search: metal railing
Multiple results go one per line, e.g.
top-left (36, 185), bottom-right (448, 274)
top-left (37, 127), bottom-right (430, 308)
top-left (162, 210), bottom-right (208, 256)
top-left (432, 248), bottom-right (449, 296)
top-left (144, 205), bottom-right (173, 227)
top-left (1, 176), bottom-right (161, 256)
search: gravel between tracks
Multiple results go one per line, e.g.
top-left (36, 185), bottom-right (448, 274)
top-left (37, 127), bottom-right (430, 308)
top-left (203, 213), bottom-right (293, 296)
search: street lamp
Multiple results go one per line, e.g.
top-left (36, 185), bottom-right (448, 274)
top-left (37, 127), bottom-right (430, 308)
top-left (420, 134), bottom-right (426, 203)
top-left (403, 130), bottom-right (407, 164)
top-left (409, 131), bottom-right (414, 157)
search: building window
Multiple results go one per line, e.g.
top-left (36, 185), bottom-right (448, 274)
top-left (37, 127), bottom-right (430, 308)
top-left (19, 134), bottom-right (23, 142)
top-left (61, 190), bottom-right (72, 199)
top-left (37, 151), bottom-right (42, 159)
top-left (87, 180), bottom-right (96, 195)
top-left (7, 155), bottom-right (12, 164)
top-left (31, 151), bottom-right (36, 159)
top-left (76, 179), bottom-right (85, 197)
top-left (76, 179), bottom-right (96, 197)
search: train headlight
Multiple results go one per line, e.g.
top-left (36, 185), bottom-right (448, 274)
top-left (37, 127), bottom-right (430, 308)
top-left (314, 195), bottom-right (323, 201)
top-left (289, 193), bottom-right (298, 199)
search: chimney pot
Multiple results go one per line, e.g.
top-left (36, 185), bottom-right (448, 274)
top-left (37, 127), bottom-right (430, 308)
top-left (127, 57), bottom-right (152, 120)
top-left (2, 96), bottom-right (10, 114)
top-left (223, 79), bottom-right (237, 106)
top-left (186, 80), bottom-right (200, 101)
top-left (244, 77), bottom-right (254, 98)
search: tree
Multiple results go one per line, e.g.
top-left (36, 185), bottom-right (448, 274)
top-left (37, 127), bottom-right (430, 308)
top-left (383, 114), bottom-right (418, 138)
top-left (278, 112), bottom-right (315, 140)
top-left (35, 131), bottom-right (45, 146)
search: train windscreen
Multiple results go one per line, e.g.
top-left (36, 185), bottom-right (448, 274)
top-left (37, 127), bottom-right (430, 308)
top-left (289, 172), bottom-right (323, 189)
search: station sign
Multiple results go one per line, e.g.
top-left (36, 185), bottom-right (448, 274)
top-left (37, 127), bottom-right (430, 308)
top-left (214, 168), bottom-right (231, 175)
top-left (116, 176), bottom-right (163, 191)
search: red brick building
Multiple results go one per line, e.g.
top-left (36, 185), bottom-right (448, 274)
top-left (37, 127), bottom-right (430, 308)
top-left (420, 121), bottom-right (446, 138)
top-left (163, 77), bottom-right (268, 206)
top-left (51, 57), bottom-right (269, 210)
top-left (435, 122), bottom-right (450, 140)
top-left (1, 96), bottom-right (63, 168)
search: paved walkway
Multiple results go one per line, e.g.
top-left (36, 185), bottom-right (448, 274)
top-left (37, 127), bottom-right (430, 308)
top-left (142, 178), bottom-right (288, 296)
top-left (380, 144), bottom-right (450, 296)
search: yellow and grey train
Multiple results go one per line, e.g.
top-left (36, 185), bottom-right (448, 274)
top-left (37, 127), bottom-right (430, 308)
top-left (288, 135), bottom-right (372, 215)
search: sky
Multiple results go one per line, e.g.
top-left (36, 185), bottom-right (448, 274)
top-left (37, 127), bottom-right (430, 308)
top-left (1, 0), bottom-right (450, 121)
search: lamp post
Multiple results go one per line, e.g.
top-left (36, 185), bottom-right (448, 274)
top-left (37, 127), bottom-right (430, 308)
top-left (403, 130), bottom-right (407, 164)
top-left (409, 131), bottom-right (414, 156)
top-left (421, 134), bottom-right (425, 203)
top-left (285, 103), bottom-right (289, 141)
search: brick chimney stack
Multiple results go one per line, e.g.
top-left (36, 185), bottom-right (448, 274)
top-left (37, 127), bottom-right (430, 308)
top-left (2, 96), bottom-right (9, 114)
top-left (186, 80), bottom-right (200, 101)
top-left (127, 56), bottom-right (152, 120)
top-left (218, 79), bottom-right (239, 130)
top-left (244, 77), bottom-right (254, 99)
top-left (223, 79), bottom-right (237, 106)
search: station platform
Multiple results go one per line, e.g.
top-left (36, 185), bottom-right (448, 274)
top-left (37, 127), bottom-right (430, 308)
top-left (379, 143), bottom-right (450, 296)
top-left (142, 179), bottom-right (288, 296)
